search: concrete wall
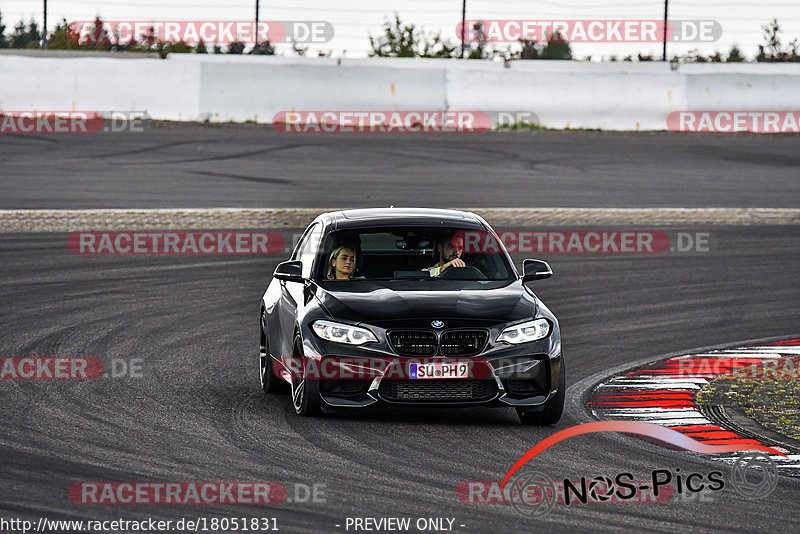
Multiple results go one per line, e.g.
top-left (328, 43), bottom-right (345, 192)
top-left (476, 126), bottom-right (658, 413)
top-left (1, 54), bottom-right (798, 130)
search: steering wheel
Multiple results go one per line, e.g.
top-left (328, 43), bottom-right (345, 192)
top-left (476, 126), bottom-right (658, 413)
top-left (439, 266), bottom-right (488, 280)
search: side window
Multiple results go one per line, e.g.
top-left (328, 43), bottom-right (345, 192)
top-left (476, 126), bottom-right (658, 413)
top-left (298, 223), bottom-right (323, 279)
top-left (291, 226), bottom-right (314, 261)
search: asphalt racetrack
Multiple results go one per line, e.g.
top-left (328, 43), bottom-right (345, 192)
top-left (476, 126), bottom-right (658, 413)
top-left (2, 125), bottom-right (800, 208)
top-left (1, 126), bottom-right (799, 533)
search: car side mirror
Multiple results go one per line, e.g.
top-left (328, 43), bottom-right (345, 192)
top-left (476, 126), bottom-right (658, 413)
top-left (521, 259), bottom-right (553, 283)
top-left (274, 260), bottom-right (304, 283)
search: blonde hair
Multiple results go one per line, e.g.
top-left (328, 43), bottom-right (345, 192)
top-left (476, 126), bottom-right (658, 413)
top-left (327, 246), bottom-right (356, 279)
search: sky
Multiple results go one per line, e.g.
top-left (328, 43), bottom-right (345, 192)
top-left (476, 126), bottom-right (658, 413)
top-left (3, 0), bottom-right (800, 60)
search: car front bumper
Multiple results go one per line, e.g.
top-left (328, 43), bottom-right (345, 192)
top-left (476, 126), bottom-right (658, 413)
top-left (286, 320), bottom-right (563, 409)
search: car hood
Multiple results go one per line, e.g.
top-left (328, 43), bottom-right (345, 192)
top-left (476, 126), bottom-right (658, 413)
top-left (315, 280), bottom-right (538, 327)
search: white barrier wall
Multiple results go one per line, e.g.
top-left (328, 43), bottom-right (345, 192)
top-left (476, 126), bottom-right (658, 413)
top-left (445, 65), bottom-right (688, 130)
top-left (197, 61), bottom-right (448, 123)
top-left (1, 53), bottom-right (799, 130)
top-left (1, 55), bottom-right (200, 121)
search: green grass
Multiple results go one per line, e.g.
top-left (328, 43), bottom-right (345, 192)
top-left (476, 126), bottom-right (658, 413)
top-left (495, 121), bottom-right (547, 131)
top-left (696, 378), bottom-right (800, 441)
top-left (495, 121), bottom-right (602, 132)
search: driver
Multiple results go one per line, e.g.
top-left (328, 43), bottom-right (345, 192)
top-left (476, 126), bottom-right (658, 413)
top-left (423, 233), bottom-right (465, 277)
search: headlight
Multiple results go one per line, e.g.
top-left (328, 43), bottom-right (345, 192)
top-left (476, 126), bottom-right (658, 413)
top-left (497, 318), bottom-right (550, 344)
top-left (312, 320), bottom-right (378, 345)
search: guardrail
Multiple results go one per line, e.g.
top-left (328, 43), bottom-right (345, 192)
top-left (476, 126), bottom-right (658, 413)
top-left (2, 54), bottom-right (798, 130)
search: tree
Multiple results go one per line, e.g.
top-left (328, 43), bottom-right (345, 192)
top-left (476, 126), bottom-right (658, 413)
top-left (756, 19), bottom-right (799, 62)
top-left (77, 16), bottom-right (115, 51)
top-left (518, 39), bottom-right (540, 59)
top-left (726, 45), bottom-right (745, 62)
top-left (291, 42), bottom-right (308, 56)
top-left (140, 24), bottom-right (156, 48)
top-left (421, 33), bottom-right (458, 58)
top-left (757, 19), bottom-right (782, 61)
top-left (10, 19), bottom-right (41, 49)
top-left (541, 31), bottom-right (572, 59)
top-left (0, 11), bottom-right (8, 48)
top-left (250, 41), bottom-right (275, 55)
top-left (195, 39), bottom-right (207, 54)
top-left (682, 49), bottom-right (709, 63)
top-left (368, 14), bottom-right (503, 59)
top-left (516, 31), bottom-right (572, 60)
top-left (369, 14), bottom-right (418, 57)
top-left (157, 41), bottom-right (192, 58)
top-left (227, 41), bottom-right (245, 54)
top-left (462, 21), bottom-right (489, 59)
top-left (46, 18), bottom-right (81, 50)
top-left (368, 13), bottom-right (461, 58)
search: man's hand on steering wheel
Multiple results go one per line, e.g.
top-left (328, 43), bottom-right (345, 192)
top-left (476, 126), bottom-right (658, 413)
top-left (441, 258), bottom-right (466, 272)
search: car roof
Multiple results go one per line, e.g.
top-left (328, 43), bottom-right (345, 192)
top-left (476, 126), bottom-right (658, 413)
top-left (319, 208), bottom-right (487, 230)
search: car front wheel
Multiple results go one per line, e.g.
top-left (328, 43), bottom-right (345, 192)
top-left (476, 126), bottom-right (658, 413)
top-left (291, 335), bottom-right (322, 416)
top-left (516, 360), bottom-right (565, 425)
top-left (260, 311), bottom-right (288, 394)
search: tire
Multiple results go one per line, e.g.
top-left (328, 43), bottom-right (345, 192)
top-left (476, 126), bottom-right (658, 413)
top-left (516, 360), bottom-right (565, 425)
top-left (291, 335), bottom-right (322, 416)
top-left (260, 311), bottom-right (288, 394)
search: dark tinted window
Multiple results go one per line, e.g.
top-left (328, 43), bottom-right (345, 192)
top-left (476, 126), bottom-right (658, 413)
top-left (317, 227), bottom-right (515, 281)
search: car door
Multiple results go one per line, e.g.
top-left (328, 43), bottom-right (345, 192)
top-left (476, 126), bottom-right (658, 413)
top-left (277, 222), bottom-right (323, 360)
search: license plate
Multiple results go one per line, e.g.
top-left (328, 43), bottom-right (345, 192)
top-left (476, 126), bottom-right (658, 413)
top-left (409, 362), bottom-right (470, 379)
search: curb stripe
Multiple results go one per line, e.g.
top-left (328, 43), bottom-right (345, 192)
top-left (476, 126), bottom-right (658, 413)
top-left (591, 338), bottom-right (800, 473)
top-left (1, 207), bottom-right (800, 232)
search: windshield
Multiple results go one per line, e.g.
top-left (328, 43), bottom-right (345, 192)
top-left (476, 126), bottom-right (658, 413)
top-left (316, 226), bottom-right (516, 282)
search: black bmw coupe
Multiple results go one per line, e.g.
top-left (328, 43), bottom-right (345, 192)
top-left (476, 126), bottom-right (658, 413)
top-left (259, 208), bottom-right (564, 424)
